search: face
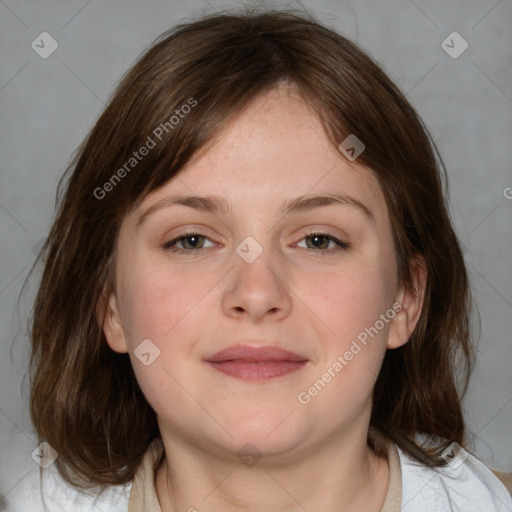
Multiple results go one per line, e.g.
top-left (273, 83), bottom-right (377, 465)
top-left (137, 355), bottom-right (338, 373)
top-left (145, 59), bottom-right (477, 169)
top-left (102, 85), bottom-right (422, 462)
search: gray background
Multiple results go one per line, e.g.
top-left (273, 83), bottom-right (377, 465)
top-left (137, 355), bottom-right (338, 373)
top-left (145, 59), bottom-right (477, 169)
top-left (1, 0), bottom-right (511, 498)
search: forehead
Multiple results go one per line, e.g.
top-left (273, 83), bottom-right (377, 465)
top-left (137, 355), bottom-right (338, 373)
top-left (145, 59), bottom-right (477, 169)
top-left (134, 86), bottom-right (389, 223)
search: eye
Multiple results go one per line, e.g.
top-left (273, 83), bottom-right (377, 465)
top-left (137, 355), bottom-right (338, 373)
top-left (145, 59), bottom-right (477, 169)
top-left (162, 232), bottom-right (216, 253)
top-left (162, 231), bottom-right (350, 255)
top-left (296, 232), bottom-right (350, 253)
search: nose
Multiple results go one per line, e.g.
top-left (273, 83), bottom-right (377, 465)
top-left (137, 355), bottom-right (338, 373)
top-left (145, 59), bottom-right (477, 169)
top-left (222, 242), bottom-right (293, 323)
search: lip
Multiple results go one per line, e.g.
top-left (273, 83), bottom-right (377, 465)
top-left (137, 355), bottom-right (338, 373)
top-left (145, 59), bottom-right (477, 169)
top-left (204, 345), bottom-right (308, 382)
top-left (205, 345), bottom-right (307, 363)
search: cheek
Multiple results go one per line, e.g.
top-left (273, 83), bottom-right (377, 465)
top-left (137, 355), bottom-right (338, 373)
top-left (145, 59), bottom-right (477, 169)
top-left (115, 258), bottom-right (221, 399)
top-left (117, 259), bottom-right (200, 346)
top-left (301, 256), bottom-right (395, 402)
top-left (311, 261), bottom-right (394, 341)
top-left (116, 262), bottom-right (203, 420)
top-left (297, 266), bottom-right (392, 416)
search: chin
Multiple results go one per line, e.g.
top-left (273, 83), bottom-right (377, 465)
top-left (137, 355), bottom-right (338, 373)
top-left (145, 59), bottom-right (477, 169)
top-left (219, 414), bottom-right (307, 455)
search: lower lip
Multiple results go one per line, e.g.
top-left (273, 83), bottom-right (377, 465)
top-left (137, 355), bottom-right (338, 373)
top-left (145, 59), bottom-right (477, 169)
top-left (205, 360), bottom-right (307, 381)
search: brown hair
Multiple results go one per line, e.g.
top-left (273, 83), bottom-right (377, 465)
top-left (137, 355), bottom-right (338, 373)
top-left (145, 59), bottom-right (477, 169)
top-left (26, 6), bottom-right (475, 490)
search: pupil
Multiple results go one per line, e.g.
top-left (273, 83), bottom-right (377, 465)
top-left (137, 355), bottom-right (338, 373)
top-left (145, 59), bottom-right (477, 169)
top-left (186, 235), bottom-right (201, 248)
top-left (311, 235), bottom-right (326, 249)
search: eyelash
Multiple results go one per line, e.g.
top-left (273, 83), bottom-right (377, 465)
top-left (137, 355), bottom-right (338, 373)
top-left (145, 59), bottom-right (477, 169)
top-left (162, 230), bottom-right (350, 255)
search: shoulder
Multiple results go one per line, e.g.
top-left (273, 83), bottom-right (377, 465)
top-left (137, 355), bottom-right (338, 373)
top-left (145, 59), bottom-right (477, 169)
top-left (5, 465), bottom-right (131, 512)
top-left (397, 439), bottom-right (512, 512)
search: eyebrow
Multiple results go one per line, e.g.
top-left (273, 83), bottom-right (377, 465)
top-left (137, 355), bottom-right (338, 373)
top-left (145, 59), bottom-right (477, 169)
top-left (136, 193), bottom-right (375, 227)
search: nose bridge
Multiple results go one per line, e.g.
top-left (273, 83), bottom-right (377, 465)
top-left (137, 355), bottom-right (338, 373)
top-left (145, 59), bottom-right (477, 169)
top-left (235, 234), bottom-right (266, 265)
top-left (230, 201), bottom-right (279, 264)
top-left (224, 231), bottom-right (292, 321)
top-left (233, 232), bottom-right (283, 290)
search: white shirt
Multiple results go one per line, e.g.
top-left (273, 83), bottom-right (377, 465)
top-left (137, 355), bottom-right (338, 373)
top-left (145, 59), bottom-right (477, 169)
top-left (5, 435), bottom-right (512, 512)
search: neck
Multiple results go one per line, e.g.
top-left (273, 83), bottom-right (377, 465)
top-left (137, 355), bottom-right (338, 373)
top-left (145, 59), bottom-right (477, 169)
top-left (155, 425), bottom-right (389, 512)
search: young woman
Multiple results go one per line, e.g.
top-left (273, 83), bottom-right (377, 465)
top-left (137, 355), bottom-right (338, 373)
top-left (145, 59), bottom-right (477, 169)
top-left (23, 7), bottom-right (512, 512)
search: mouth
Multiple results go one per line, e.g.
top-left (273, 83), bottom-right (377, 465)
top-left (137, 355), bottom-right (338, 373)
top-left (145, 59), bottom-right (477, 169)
top-left (204, 345), bottom-right (308, 382)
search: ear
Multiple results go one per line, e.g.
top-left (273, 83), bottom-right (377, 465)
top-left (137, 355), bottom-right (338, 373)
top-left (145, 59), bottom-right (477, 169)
top-left (97, 291), bottom-right (129, 354)
top-left (387, 256), bottom-right (427, 349)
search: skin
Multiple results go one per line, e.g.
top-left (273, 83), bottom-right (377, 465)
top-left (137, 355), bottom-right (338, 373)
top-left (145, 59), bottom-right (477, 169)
top-left (101, 84), bottom-right (426, 512)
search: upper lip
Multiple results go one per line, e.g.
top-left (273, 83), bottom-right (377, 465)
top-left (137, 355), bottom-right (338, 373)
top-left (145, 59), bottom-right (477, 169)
top-left (205, 345), bottom-right (308, 363)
